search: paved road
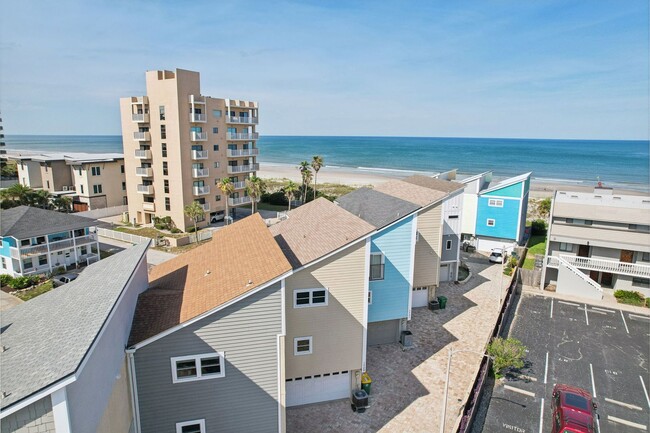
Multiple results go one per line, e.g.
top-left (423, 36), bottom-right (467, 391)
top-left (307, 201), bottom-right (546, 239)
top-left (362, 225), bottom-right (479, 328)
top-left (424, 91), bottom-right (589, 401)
top-left (476, 294), bottom-right (650, 433)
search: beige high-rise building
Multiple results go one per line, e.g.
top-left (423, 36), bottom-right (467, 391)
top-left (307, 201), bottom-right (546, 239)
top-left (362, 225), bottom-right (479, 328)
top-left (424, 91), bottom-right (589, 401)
top-left (120, 69), bottom-right (260, 231)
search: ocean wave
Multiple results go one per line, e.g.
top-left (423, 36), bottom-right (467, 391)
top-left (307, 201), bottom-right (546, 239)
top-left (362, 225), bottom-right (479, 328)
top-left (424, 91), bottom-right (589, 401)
top-left (356, 166), bottom-right (434, 175)
top-left (533, 177), bottom-right (584, 184)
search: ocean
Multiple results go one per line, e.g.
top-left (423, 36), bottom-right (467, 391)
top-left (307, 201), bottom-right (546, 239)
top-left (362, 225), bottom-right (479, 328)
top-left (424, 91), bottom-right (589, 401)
top-left (5, 135), bottom-right (649, 192)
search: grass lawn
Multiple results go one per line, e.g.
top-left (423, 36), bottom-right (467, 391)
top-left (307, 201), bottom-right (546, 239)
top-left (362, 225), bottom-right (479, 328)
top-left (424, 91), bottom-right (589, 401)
top-left (523, 235), bottom-right (547, 270)
top-left (115, 226), bottom-right (185, 239)
top-left (14, 280), bottom-right (54, 301)
top-left (258, 202), bottom-right (289, 212)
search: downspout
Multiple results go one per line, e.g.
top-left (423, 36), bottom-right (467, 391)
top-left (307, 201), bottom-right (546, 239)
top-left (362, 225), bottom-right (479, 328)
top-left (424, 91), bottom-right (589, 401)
top-left (126, 349), bottom-right (142, 433)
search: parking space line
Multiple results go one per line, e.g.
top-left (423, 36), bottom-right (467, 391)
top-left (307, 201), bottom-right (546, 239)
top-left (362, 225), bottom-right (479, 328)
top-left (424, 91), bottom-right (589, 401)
top-left (596, 414), bottom-right (601, 433)
top-left (589, 363), bottom-right (597, 398)
top-left (582, 308), bottom-right (607, 315)
top-left (629, 314), bottom-right (650, 322)
top-left (558, 300), bottom-right (579, 306)
top-left (538, 398), bottom-right (544, 433)
top-left (592, 306), bottom-right (614, 313)
top-left (511, 372), bottom-right (537, 382)
top-left (641, 376), bottom-right (650, 409)
top-left (585, 303), bottom-right (589, 325)
top-left (504, 384), bottom-right (536, 397)
top-left (544, 352), bottom-right (549, 384)
top-left (550, 298), bottom-right (554, 318)
top-left (607, 415), bottom-right (648, 431)
top-left (621, 310), bottom-right (630, 334)
top-left (604, 397), bottom-right (643, 411)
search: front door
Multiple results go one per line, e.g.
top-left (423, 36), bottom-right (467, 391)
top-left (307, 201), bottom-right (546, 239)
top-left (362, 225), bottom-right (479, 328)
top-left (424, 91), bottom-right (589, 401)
top-left (601, 272), bottom-right (613, 287)
top-left (620, 250), bottom-right (634, 263)
top-left (589, 270), bottom-right (599, 282)
top-left (578, 245), bottom-right (590, 257)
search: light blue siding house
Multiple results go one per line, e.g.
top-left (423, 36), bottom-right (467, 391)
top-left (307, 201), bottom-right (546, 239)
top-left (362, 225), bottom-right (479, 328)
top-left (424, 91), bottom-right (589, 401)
top-left (336, 188), bottom-right (419, 345)
top-left (463, 172), bottom-right (531, 252)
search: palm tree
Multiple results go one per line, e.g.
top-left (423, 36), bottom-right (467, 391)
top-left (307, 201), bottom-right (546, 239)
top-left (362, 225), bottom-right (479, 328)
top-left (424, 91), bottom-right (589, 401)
top-left (53, 196), bottom-right (72, 213)
top-left (311, 155), bottom-right (323, 200)
top-left (217, 177), bottom-right (235, 220)
top-left (284, 180), bottom-right (299, 211)
top-left (302, 169), bottom-right (313, 203)
top-left (183, 200), bottom-right (205, 239)
top-left (245, 175), bottom-right (265, 214)
top-left (0, 183), bottom-right (31, 205)
top-left (26, 189), bottom-right (51, 209)
top-left (298, 161), bottom-right (312, 203)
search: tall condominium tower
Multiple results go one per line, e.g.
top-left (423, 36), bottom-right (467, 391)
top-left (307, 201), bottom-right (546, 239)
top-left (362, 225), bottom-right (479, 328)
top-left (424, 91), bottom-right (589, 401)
top-left (120, 69), bottom-right (259, 231)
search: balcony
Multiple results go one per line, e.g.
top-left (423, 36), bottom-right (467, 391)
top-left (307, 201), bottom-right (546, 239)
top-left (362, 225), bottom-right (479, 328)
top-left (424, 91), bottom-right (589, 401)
top-left (546, 255), bottom-right (650, 279)
top-left (137, 184), bottom-right (154, 194)
top-left (133, 131), bottom-right (151, 141)
top-left (131, 96), bottom-right (149, 104)
top-left (16, 234), bottom-right (98, 257)
top-left (191, 150), bottom-right (209, 160)
top-left (189, 95), bottom-right (206, 104)
top-left (190, 113), bottom-right (206, 123)
top-left (143, 202), bottom-right (156, 212)
top-left (192, 168), bottom-right (209, 178)
top-left (193, 185), bottom-right (210, 196)
top-left (191, 131), bottom-right (207, 141)
top-left (227, 132), bottom-right (259, 140)
top-left (227, 116), bottom-right (259, 125)
top-left (136, 167), bottom-right (153, 177)
top-left (233, 181), bottom-right (247, 190)
top-left (227, 163), bottom-right (259, 175)
top-left (228, 196), bottom-right (255, 206)
top-left (134, 149), bottom-right (152, 159)
top-left (200, 203), bottom-right (210, 212)
top-left (132, 113), bottom-right (150, 123)
top-left (227, 148), bottom-right (260, 158)
top-left (74, 234), bottom-right (98, 247)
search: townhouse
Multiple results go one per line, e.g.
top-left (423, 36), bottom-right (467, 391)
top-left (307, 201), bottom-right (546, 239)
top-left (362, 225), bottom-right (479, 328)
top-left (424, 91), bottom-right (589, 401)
top-left (0, 242), bottom-right (149, 433)
top-left (0, 206), bottom-right (101, 277)
top-left (542, 189), bottom-right (650, 300)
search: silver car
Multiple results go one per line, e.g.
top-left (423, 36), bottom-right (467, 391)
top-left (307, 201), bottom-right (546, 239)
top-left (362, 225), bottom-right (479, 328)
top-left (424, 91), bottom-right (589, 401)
top-left (489, 248), bottom-right (505, 264)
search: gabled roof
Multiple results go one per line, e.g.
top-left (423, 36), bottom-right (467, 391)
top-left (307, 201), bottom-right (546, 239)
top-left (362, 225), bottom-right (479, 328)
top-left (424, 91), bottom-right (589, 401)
top-left (268, 198), bottom-right (375, 269)
top-left (402, 175), bottom-right (466, 195)
top-left (481, 172), bottom-right (532, 195)
top-left (335, 188), bottom-right (420, 229)
top-left (0, 242), bottom-right (149, 410)
top-left (128, 214), bottom-right (291, 346)
top-left (0, 206), bottom-right (97, 239)
top-left (373, 179), bottom-right (447, 207)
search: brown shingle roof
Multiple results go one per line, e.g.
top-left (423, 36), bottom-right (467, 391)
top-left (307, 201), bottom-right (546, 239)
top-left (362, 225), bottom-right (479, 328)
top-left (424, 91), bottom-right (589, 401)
top-left (374, 179), bottom-right (448, 207)
top-left (403, 175), bottom-right (465, 194)
top-left (268, 198), bottom-right (375, 268)
top-left (128, 214), bottom-right (291, 346)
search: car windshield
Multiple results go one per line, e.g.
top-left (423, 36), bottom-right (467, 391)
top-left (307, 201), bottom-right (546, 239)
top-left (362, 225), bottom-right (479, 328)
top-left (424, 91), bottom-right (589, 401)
top-left (565, 393), bottom-right (589, 410)
top-left (491, 252), bottom-right (502, 257)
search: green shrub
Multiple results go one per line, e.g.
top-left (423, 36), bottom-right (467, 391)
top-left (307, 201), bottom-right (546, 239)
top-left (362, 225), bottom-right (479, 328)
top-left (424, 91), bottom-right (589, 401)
top-left (504, 267), bottom-right (513, 276)
top-left (614, 290), bottom-right (646, 307)
top-left (530, 219), bottom-right (547, 236)
top-left (537, 198), bottom-right (551, 217)
top-left (487, 337), bottom-right (527, 378)
top-left (154, 223), bottom-right (165, 230)
top-left (8, 276), bottom-right (40, 290)
top-left (0, 274), bottom-right (12, 287)
top-left (170, 228), bottom-right (182, 234)
top-left (262, 191), bottom-right (288, 206)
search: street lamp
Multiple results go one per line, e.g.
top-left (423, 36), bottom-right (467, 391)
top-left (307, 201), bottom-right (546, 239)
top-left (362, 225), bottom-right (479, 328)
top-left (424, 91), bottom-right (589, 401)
top-left (439, 348), bottom-right (493, 433)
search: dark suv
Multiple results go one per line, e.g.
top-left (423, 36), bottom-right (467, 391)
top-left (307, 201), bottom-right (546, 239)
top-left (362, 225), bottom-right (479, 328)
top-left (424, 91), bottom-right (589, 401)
top-left (551, 384), bottom-right (597, 433)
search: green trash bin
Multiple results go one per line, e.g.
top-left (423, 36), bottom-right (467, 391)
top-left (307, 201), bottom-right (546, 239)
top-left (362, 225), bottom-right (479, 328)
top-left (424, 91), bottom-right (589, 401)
top-left (361, 372), bottom-right (372, 395)
top-left (437, 296), bottom-right (448, 309)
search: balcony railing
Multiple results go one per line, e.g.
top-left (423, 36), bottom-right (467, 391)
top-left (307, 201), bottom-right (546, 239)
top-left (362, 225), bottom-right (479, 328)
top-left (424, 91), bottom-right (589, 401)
top-left (133, 131), bottom-right (151, 141)
top-left (228, 196), bottom-right (257, 206)
top-left (134, 149), bottom-right (152, 159)
top-left (192, 168), bottom-right (209, 178)
top-left (546, 255), bottom-right (650, 279)
top-left (227, 163), bottom-right (259, 174)
top-left (227, 148), bottom-right (260, 158)
top-left (200, 203), bottom-right (210, 212)
top-left (132, 113), bottom-right (150, 123)
top-left (191, 131), bottom-right (207, 141)
top-left (190, 113), bottom-right (206, 123)
top-left (137, 184), bottom-right (154, 194)
top-left (143, 202), bottom-right (155, 212)
top-left (16, 234), bottom-right (97, 257)
top-left (136, 167), bottom-right (153, 177)
top-left (233, 181), bottom-right (247, 190)
top-left (191, 150), bottom-right (209, 160)
top-left (227, 132), bottom-right (259, 140)
top-left (74, 234), bottom-right (97, 246)
top-left (193, 185), bottom-right (210, 195)
top-left (227, 116), bottom-right (259, 125)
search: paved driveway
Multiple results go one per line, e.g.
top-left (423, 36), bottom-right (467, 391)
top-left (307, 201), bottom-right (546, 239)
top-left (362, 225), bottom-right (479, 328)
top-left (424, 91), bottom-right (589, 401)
top-left (287, 253), bottom-right (509, 433)
top-left (475, 294), bottom-right (650, 433)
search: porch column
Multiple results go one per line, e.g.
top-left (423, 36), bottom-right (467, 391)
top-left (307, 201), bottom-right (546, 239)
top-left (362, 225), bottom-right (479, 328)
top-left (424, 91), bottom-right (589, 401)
top-left (46, 240), bottom-right (53, 273)
top-left (71, 233), bottom-right (79, 266)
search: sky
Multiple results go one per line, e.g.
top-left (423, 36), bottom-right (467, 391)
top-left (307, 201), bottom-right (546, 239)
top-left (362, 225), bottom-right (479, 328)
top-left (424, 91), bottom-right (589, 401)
top-left (1, 0), bottom-right (648, 140)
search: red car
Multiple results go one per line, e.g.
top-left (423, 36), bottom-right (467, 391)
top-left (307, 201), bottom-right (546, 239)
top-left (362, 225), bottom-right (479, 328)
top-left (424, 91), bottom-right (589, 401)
top-left (551, 384), bottom-right (597, 433)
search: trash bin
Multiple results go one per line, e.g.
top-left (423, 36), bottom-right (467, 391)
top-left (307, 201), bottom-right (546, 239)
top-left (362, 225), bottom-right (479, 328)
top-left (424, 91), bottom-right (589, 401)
top-left (400, 330), bottom-right (413, 347)
top-left (428, 299), bottom-right (440, 311)
top-left (361, 372), bottom-right (372, 395)
top-left (437, 296), bottom-right (448, 309)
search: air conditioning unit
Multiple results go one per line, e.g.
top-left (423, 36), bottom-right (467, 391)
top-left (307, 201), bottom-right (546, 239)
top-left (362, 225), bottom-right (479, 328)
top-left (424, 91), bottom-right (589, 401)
top-left (62, 186), bottom-right (69, 191)
top-left (351, 389), bottom-right (368, 413)
top-left (68, 185), bottom-right (75, 191)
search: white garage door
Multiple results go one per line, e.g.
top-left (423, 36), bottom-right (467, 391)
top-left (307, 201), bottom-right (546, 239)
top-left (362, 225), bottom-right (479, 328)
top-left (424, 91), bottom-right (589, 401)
top-left (286, 371), bottom-right (350, 407)
top-left (412, 287), bottom-right (428, 308)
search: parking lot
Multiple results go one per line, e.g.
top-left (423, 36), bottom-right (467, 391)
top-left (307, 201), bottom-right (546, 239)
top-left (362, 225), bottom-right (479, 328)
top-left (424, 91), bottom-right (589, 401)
top-left (475, 294), bottom-right (650, 433)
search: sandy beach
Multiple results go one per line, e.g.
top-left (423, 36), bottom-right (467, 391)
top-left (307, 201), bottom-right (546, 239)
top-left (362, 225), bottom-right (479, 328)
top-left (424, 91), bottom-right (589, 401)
top-left (257, 162), bottom-right (648, 199)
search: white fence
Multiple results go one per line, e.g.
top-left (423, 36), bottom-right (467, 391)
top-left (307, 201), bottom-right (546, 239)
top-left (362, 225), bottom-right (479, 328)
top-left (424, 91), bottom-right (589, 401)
top-left (97, 227), bottom-right (149, 245)
top-left (77, 205), bottom-right (128, 219)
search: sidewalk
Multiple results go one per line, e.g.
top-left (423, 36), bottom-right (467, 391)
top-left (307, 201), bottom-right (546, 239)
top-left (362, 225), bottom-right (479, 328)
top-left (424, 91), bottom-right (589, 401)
top-left (0, 290), bottom-right (23, 311)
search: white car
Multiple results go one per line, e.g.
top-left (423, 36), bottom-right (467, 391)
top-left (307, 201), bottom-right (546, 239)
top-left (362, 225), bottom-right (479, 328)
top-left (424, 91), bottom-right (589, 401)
top-left (489, 248), bottom-right (506, 264)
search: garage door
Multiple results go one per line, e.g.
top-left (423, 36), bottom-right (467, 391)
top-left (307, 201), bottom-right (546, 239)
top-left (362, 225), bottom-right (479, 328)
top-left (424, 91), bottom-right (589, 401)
top-left (439, 264), bottom-right (450, 282)
top-left (368, 320), bottom-right (400, 346)
top-left (286, 371), bottom-right (350, 407)
top-left (412, 286), bottom-right (428, 308)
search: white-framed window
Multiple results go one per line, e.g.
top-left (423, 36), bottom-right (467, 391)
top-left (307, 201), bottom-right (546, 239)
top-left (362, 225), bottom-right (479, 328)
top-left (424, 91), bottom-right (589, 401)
top-left (170, 353), bottom-right (225, 383)
top-left (293, 288), bottom-right (328, 308)
top-left (559, 242), bottom-right (572, 252)
top-left (368, 290), bottom-right (373, 304)
top-left (488, 199), bottom-right (504, 207)
top-left (176, 419), bottom-right (205, 433)
top-left (294, 336), bottom-right (313, 356)
top-left (369, 252), bottom-right (385, 280)
top-left (445, 240), bottom-right (452, 250)
top-left (486, 219), bottom-right (496, 227)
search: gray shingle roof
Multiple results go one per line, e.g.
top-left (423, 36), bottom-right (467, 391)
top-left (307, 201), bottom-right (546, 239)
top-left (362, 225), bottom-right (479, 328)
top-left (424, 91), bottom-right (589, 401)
top-left (335, 188), bottom-right (421, 229)
top-left (1, 206), bottom-right (97, 240)
top-left (0, 242), bottom-right (149, 410)
top-left (402, 175), bottom-right (466, 194)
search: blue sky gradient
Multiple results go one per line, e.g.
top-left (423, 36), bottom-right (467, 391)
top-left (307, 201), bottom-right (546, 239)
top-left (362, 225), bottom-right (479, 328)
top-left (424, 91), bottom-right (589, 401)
top-left (1, 0), bottom-right (648, 139)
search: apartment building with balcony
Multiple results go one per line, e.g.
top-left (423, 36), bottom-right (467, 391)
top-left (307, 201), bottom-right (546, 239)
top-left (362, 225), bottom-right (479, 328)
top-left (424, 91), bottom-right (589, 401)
top-left (120, 69), bottom-right (260, 231)
top-left (0, 206), bottom-right (101, 277)
top-left (542, 189), bottom-right (650, 300)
